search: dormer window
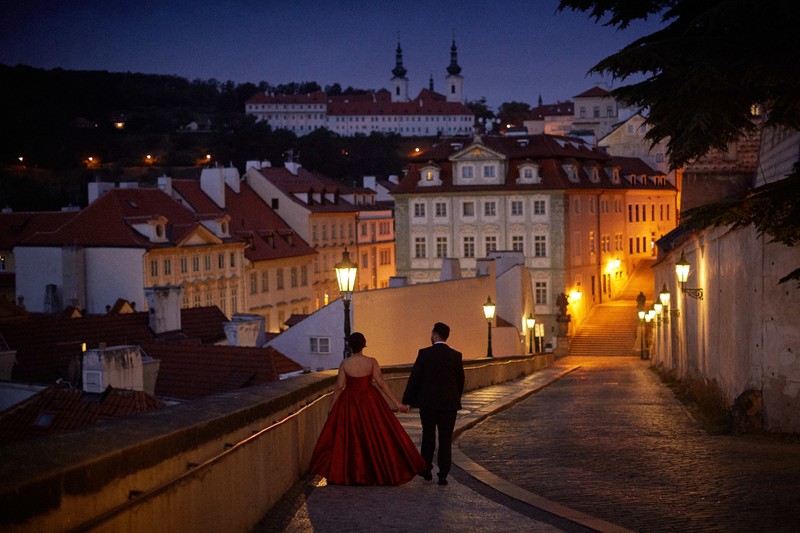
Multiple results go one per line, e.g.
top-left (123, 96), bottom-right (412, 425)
top-left (462, 165), bottom-right (474, 179)
top-left (155, 224), bottom-right (164, 238)
top-left (517, 163), bottom-right (541, 184)
top-left (612, 168), bottom-right (620, 184)
top-left (418, 163), bottom-right (442, 187)
top-left (563, 164), bottom-right (578, 182)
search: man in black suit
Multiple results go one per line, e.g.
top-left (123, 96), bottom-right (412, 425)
top-left (402, 322), bottom-right (465, 486)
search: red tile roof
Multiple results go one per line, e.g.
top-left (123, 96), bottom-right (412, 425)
top-left (246, 89), bottom-right (472, 117)
top-left (0, 386), bottom-right (165, 443)
top-left (574, 86), bottom-right (611, 98)
top-left (21, 188), bottom-right (199, 248)
top-left (171, 180), bottom-right (317, 262)
top-left (0, 211), bottom-right (78, 249)
top-left (253, 167), bottom-right (365, 213)
top-left (0, 306), bottom-right (301, 400)
top-left (392, 134), bottom-right (669, 195)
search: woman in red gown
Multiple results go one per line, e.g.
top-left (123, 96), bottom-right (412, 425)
top-left (309, 332), bottom-right (427, 485)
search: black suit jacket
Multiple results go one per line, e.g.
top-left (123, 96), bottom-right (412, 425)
top-left (402, 342), bottom-right (465, 410)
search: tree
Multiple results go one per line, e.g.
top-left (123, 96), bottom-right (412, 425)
top-left (558, 0), bottom-right (800, 285)
top-left (558, 0), bottom-right (800, 167)
top-left (497, 101), bottom-right (531, 130)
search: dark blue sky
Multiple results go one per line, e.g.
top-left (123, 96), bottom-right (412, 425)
top-left (1, 0), bottom-right (662, 109)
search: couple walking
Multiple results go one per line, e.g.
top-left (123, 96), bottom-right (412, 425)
top-left (309, 322), bottom-right (465, 486)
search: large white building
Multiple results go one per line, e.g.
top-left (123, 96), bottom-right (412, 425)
top-left (245, 41), bottom-right (474, 137)
top-left (391, 133), bottom-right (677, 335)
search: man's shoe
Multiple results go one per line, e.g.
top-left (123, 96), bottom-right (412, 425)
top-left (437, 477), bottom-right (448, 486)
top-left (419, 470), bottom-right (432, 481)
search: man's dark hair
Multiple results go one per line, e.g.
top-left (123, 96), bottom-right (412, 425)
top-left (432, 322), bottom-right (450, 340)
top-left (348, 332), bottom-right (367, 353)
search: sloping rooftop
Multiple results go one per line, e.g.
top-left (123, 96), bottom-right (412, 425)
top-left (0, 385), bottom-right (165, 443)
top-left (171, 179), bottom-right (317, 263)
top-left (20, 188), bottom-right (199, 248)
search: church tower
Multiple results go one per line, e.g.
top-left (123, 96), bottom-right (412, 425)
top-left (445, 38), bottom-right (464, 103)
top-left (391, 40), bottom-right (409, 103)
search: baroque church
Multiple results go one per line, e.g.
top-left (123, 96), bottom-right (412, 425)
top-left (245, 41), bottom-right (474, 137)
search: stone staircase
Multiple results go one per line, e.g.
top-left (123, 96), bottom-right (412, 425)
top-left (568, 301), bottom-right (640, 357)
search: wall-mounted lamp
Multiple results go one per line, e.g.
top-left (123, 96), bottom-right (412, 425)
top-left (675, 252), bottom-right (704, 300)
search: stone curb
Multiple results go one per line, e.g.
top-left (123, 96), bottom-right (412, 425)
top-left (451, 365), bottom-right (637, 533)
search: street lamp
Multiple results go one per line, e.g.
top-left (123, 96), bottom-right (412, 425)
top-left (675, 251), bottom-right (704, 300)
top-left (638, 310), bottom-right (646, 359)
top-left (334, 248), bottom-right (358, 358)
top-left (526, 314), bottom-right (535, 354)
top-left (483, 296), bottom-right (496, 358)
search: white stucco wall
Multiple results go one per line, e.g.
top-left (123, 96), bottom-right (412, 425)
top-left (14, 247), bottom-right (66, 312)
top-left (268, 261), bottom-right (527, 371)
top-left (651, 224), bottom-right (800, 432)
top-left (85, 248), bottom-right (146, 313)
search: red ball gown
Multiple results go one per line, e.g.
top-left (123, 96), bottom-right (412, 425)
top-left (310, 374), bottom-right (427, 485)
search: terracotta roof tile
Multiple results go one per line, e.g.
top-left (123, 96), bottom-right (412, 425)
top-left (0, 211), bottom-right (78, 249)
top-left (171, 180), bottom-right (317, 262)
top-left (0, 386), bottom-right (165, 443)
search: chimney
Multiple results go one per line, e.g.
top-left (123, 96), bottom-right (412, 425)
top-left (82, 345), bottom-right (145, 393)
top-left (307, 187), bottom-right (314, 205)
top-left (200, 167), bottom-right (226, 208)
top-left (224, 313), bottom-right (266, 347)
top-left (363, 176), bottom-right (377, 191)
top-left (157, 175), bottom-right (173, 195)
top-left (439, 258), bottom-right (462, 281)
top-left (145, 285), bottom-right (183, 334)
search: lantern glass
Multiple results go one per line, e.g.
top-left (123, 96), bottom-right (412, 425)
top-left (334, 248), bottom-right (358, 298)
top-left (675, 252), bottom-right (691, 284)
top-left (483, 296), bottom-right (496, 320)
top-left (659, 284), bottom-right (671, 307)
top-left (526, 314), bottom-right (535, 330)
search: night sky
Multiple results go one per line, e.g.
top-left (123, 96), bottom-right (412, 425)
top-left (1, 0), bottom-right (663, 109)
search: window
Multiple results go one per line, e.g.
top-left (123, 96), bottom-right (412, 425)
top-left (574, 198), bottom-right (581, 214)
top-left (511, 201), bottom-right (523, 216)
top-left (262, 271), bottom-right (269, 292)
top-left (463, 236), bottom-right (475, 258)
top-left (230, 253), bottom-right (236, 267)
top-left (461, 165), bottom-right (474, 178)
top-left (218, 253), bottom-right (225, 269)
top-left (593, 106), bottom-right (600, 118)
top-left (436, 237), bottom-right (448, 258)
top-left (301, 265), bottom-right (308, 286)
top-left (192, 256), bottom-right (200, 272)
top-left (534, 235), bottom-right (547, 257)
top-left (204, 255), bottom-right (211, 271)
top-left (322, 225), bottom-right (327, 240)
top-left (380, 249), bottom-right (391, 265)
top-left (310, 337), bottom-right (331, 354)
top-left (291, 267), bottom-right (298, 288)
top-left (483, 165), bottom-right (495, 178)
top-left (414, 203), bottom-right (426, 217)
top-left (250, 273), bottom-right (257, 294)
top-left (180, 257), bottom-right (188, 274)
top-left (435, 202), bottom-right (447, 217)
top-left (484, 201), bottom-right (496, 216)
top-left (535, 281), bottom-right (548, 305)
top-left (150, 260), bottom-right (158, 277)
top-left (512, 235), bottom-right (524, 252)
top-left (533, 200), bottom-right (546, 215)
top-left (164, 259), bottom-right (171, 275)
top-left (361, 253), bottom-right (368, 268)
top-left (589, 232), bottom-right (595, 254)
top-left (415, 237), bottom-right (427, 258)
top-left (485, 236), bottom-right (497, 255)
top-left (462, 202), bottom-right (475, 217)
top-left (277, 268), bottom-right (284, 289)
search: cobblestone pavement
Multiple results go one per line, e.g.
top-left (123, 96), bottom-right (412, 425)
top-left (459, 356), bottom-right (800, 533)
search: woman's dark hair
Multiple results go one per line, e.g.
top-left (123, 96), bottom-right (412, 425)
top-left (348, 332), bottom-right (367, 353)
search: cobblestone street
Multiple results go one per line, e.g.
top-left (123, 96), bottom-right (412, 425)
top-left (458, 356), bottom-right (800, 532)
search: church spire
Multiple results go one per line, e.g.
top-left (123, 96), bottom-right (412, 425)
top-left (447, 38), bottom-right (462, 76)
top-left (392, 40), bottom-right (407, 78)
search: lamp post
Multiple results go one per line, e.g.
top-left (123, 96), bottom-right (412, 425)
top-left (644, 310), bottom-right (653, 359)
top-left (526, 314), bottom-right (535, 354)
top-left (483, 296), bottom-right (496, 358)
top-left (638, 310), bottom-right (646, 359)
top-left (334, 248), bottom-right (358, 359)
